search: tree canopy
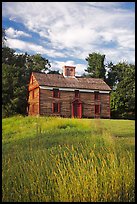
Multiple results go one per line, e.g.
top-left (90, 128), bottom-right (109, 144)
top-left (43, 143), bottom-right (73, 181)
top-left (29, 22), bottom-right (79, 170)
top-left (2, 43), bottom-right (51, 117)
top-left (85, 52), bottom-right (106, 80)
top-left (110, 62), bottom-right (135, 119)
top-left (85, 53), bottom-right (135, 119)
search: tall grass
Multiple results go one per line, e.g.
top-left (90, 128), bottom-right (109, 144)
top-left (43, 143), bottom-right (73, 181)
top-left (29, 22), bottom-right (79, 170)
top-left (2, 116), bottom-right (135, 202)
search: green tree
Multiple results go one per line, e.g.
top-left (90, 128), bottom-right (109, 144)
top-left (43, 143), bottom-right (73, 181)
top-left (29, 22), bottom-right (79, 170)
top-left (84, 52), bottom-right (135, 119)
top-left (2, 47), bottom-right (17, 65)
top-left (105, 62), bottom-right (118, 89)
top-left (85, 52), bottom-right (106, 80)
top-left (2, 63), bottom-right (16, 117)
top-left (110, 62), bottom-right (135, 119)
top-left (47, 70), bottom-right (60, 74)
top-left (25, 53), bottom-right (51, 73)
top-left (2, 46), bottom-right (51, 117)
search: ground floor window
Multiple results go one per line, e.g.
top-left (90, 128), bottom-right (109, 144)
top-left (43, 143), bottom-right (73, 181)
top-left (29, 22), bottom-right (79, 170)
top-left (52, 103), bottom-right (60, 113)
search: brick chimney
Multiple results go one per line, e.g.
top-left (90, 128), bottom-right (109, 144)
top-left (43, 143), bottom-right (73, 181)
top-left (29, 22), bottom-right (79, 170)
top-left (63, 65), bottom-right (76, 78)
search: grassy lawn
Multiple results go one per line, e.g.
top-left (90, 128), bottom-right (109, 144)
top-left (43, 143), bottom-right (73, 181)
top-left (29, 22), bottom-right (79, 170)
top-left (2, 116), bottom-right (135, 202)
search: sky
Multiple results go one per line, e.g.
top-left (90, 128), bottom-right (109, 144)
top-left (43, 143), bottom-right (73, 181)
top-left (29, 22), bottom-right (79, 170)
top-left (2, 2), bottom-right (135, 75)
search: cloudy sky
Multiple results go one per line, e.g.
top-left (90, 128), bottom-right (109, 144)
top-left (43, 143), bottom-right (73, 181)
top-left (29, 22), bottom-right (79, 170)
top-left (2, 2), bottom-right (135, 75)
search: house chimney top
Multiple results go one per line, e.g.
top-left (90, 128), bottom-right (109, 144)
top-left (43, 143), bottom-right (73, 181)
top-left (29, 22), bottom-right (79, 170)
top-left (63, 65), bottom-right (76, 78)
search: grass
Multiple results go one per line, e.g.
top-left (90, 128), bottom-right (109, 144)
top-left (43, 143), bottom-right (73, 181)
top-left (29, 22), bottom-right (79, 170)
top-left (2, 116), bottom-right (135, 202)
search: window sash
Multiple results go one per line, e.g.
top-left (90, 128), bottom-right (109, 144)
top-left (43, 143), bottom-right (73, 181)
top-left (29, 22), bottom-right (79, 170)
top-left (53, 89), bottom-right (60, 98)
top-left (52, 103), bottom-right (60, 113)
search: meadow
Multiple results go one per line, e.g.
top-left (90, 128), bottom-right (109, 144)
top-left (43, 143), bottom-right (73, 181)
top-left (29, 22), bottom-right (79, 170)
top-left (2, 116), bottom-right (135, 202)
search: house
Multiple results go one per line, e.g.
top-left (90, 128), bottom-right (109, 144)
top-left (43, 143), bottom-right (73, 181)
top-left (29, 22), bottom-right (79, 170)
top-left (28, 65), bottom-right (111, 118)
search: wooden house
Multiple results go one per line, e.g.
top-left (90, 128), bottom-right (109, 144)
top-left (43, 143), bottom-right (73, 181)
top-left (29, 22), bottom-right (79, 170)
top-left (28, 65), bottom-right (111, 118)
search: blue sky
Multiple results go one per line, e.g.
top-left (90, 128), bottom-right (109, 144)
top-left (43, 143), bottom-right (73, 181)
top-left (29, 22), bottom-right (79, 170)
top-left (2, 2), bottom-right (135, 75)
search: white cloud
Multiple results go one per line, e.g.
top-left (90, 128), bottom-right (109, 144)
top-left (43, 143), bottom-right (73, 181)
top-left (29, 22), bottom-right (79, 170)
top-left (2, 2), bottom-right (135, 71)
top-left (50, 60), bottom-right (86, 76)
top-left (6, 38), bottom-right (66, 58)
top-left (6, 38), bottom-right (46, 54)
top-left (6, 27), bottom-right (31, 38)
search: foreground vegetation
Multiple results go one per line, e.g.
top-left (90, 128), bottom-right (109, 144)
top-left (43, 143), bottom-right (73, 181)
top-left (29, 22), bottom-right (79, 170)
top-left (2, 116), bottom-right (135, 202)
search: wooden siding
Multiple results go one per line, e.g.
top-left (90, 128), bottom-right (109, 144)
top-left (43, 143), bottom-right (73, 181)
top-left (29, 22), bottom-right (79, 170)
top-left (39, 89), bottom-right (110, 118)
top-left (80, 92), bottom-right (94, 118)
top-left (100, 93), bottom-right (110, 118)
top-left (40, 89), bottom-right (74, 117)
top-left (28, 87), bottom-right (40, 116)
top-left (28, 74), bottom-right (40, 115)
top-left (28, 73), bottom-right (39, 91)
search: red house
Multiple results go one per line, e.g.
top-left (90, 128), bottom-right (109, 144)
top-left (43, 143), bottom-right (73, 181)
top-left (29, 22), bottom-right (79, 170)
top-left (28, 65), bottom-right (111, 118)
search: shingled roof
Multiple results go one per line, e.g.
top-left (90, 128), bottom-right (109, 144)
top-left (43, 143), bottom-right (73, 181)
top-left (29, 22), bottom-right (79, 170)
top-left (32, 72), bottom-right (111, 91)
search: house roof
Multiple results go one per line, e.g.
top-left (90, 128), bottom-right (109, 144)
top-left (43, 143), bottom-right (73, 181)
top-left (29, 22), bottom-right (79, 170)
top-left (32, 72), bottom-right (111, 91)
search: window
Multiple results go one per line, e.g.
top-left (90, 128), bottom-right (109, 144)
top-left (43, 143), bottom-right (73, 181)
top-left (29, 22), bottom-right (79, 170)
top-left (53, 89), bottom-right (60, 98)
top-left (52, 103), bottom-right (60, 113)
top-left (75, 90), bottom-right (79, 98)
top-left (94, 92), bottom-right (99, 100)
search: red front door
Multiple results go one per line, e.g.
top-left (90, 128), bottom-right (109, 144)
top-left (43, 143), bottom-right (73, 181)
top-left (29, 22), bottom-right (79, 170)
top-left (72, 101), bottom-right (82, 118)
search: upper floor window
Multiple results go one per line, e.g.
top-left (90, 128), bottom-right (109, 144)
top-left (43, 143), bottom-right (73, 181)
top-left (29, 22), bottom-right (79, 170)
top-left (94, 92), bottom-right (99, 100)
top-left (53, 89), bottom-right (60, 98)
top-left (75, 90), bottom-right (79, 98)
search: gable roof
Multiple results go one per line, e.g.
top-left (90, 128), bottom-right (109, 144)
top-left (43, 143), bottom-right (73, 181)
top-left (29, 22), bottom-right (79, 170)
top-left (32, 72), bottom-right (111, 91)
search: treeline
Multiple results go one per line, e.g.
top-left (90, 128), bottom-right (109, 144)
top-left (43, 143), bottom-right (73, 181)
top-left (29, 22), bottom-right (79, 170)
top-left (2, 30), bottom-right (135, 119)
top-left (2, 47), bottom-right (51, 117)
top-left (85, 53), bottom-right (135, 119)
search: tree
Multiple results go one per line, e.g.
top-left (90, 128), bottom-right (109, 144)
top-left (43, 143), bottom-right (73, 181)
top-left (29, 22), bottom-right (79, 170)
top-left (84, 52), bottom-right (135, 119)
top-left (2, 47), bottom-right (16, 65)
top-left (47, 70), bottom-right (60, 74)
top-left (85, 52), bottom-right (106, 80)
top-left (2, 28), bottom-right (51, 117)
top-left (25, 53), bottom-right (51, 73)
top-left (105, 62), bottom-right (118, 89)
top-left (2, 47), bottom-right (51, 117)
top-left (110, 62), bottom-right (135, 119)
top-left (2, 63), bottom-right (16, 117)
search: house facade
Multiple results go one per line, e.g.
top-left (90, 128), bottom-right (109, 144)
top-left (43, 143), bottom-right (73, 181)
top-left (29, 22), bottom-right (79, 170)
top-left (28, 66), bottom-right (111, 118)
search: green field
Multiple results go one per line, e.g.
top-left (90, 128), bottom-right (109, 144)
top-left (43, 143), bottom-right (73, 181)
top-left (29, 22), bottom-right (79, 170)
top-left (2, 116), bottom-right (135, 202)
